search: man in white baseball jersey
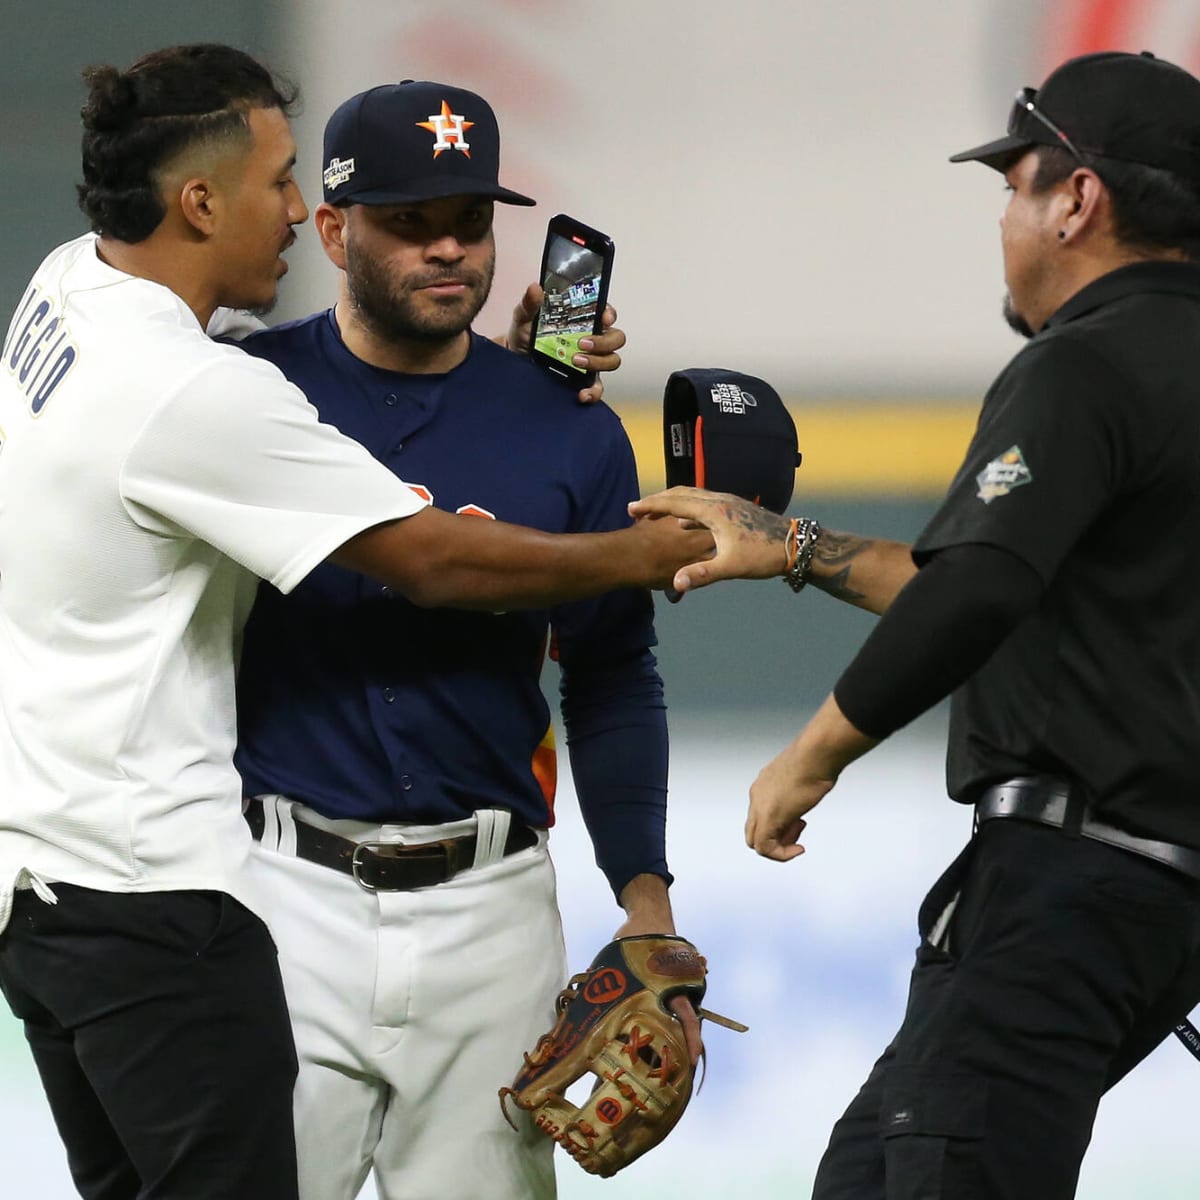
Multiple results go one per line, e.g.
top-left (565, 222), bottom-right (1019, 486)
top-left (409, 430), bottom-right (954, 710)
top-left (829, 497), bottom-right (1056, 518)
top-left (0, 43), bottom-right (711, 1200)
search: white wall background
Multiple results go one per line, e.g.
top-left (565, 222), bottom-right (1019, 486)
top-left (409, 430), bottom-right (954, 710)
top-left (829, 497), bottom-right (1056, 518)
top-left (272, 0), bottom-right (1200, 398)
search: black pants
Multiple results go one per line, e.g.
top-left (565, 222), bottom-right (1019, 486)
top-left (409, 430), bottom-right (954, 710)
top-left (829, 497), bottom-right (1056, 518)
top-left (812, 819), bottom-right (1200, 1200)
top-left (0, 885), bottom-right (299, 1200)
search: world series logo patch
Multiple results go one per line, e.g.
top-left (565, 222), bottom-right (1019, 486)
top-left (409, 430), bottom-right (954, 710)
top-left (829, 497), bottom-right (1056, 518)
top-left (976, 445), bottom-right (1032, 504)
top-left (709, 382), bottom-right (758, 415)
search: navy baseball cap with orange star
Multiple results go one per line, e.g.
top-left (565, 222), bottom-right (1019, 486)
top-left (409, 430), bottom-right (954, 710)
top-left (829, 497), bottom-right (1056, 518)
top-left (321, 80), bottom-right (536, 206)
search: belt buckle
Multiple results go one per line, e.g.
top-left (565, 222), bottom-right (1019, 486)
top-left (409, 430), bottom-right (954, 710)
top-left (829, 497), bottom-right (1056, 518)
top-left (350, 837), bottom-right (465, 892)
top-left (431, 836), bottom-right (468, 877)
top-left (350, 841), bottom-right (388, 892)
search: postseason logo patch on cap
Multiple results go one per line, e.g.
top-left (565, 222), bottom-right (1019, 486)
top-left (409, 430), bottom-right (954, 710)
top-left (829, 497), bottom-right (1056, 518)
top-left (323, 156), bottom-right (356, 191)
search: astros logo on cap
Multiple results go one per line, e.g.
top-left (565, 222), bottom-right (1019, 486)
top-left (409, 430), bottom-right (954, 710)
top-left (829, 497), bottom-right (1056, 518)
top-left (417, 100), bottom-right (474, 158)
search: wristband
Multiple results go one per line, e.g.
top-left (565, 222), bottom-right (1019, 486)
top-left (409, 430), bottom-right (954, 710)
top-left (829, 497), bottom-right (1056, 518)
top-left (783, 517), bottom-right (821, 592)
top-left (783, 518), bottom-right (800, 573)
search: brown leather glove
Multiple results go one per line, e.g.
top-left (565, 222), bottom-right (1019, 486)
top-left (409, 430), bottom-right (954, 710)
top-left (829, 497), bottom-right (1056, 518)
top-left (499, 934), bottom-right (746, 1177)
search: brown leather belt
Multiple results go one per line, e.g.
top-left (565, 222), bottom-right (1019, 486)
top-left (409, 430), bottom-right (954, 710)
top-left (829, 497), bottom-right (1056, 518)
top-left (244, 799), bottom-right (538, 892)
top-left (975, 777), bottom-right (1200, 881)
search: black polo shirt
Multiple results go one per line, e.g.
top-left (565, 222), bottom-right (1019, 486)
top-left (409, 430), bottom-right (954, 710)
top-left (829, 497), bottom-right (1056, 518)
top-left (914, 261), bottom-right (1200, 848)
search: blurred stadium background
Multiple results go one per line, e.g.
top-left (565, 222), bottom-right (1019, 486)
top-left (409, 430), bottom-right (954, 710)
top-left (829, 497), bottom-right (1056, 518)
top-left (4, 2), bottom-right (1200, 1196)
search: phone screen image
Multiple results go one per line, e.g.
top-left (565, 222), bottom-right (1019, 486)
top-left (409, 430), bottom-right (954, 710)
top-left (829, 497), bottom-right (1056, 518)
top-left (533, 231), bottom-right (606, 374)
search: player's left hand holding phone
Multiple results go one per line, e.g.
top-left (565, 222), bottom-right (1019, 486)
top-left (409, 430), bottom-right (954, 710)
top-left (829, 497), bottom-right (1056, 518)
top-left (501, 214), bottom-right (621, 404)
top-left (504, 284), bottom-right (624, 404)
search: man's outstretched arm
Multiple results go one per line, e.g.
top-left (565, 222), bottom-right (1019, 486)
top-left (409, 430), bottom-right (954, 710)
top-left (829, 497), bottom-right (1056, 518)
top-left (331, 505), bottom-right (712, 611)
top-left (630, 486), bottom-right (917, 614)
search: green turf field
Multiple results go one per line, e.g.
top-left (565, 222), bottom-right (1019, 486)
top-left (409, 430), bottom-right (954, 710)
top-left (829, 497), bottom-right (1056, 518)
top-left (535, 331), bottom-right (586, 367)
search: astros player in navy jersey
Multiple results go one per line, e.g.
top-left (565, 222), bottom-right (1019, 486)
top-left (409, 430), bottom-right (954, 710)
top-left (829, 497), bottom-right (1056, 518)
top-left (232, 81), bottom-right (694, 1200)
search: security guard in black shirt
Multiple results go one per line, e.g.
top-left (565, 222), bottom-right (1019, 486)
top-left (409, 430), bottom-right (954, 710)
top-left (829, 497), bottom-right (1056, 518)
top-left (632, 49), bottom-right (1200, 1200)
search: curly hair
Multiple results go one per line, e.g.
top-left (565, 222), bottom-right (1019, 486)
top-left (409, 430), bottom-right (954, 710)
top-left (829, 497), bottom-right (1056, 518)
top-left (77, 43), bottom-right (299, 243)
top-left (1033, 144), bottom-right (1200, 262)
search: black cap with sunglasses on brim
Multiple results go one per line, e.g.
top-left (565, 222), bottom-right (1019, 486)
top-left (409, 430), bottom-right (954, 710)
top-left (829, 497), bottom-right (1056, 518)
top-left (950, 50), bottom-right (1200, 180)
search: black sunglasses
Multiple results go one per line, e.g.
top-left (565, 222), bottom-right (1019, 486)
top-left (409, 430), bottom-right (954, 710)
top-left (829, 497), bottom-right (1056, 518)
top-left (1010, 87), bottom-right (1085, 162)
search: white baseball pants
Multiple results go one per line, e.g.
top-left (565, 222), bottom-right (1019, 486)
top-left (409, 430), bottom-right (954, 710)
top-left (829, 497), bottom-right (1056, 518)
top-left (248, 796), bottom-right (566, 1200)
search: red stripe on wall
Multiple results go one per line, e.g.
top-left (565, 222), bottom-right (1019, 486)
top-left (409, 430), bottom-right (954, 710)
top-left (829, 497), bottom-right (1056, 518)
top-left (1069, 0), bottom-right (1143, 54)
top-left (1038, 0), bottom-right (1154, 78)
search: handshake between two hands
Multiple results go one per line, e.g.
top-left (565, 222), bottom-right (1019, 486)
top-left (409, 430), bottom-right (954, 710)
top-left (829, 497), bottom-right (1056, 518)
top-left (505, 287), bottom-right (797, 598)
top-left (628, 486), bottom-right (795, 599)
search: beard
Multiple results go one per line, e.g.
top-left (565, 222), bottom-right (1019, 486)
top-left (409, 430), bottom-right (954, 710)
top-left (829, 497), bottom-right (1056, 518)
top-left (344, 240), bottom-right (495, 345)
top-left (1002, 293), bottom-right (1035, 339)
top-left (246, 294), bottom-right (279, 319)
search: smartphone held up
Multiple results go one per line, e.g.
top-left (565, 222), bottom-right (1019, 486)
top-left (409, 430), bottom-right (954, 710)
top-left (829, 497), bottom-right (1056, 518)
top-left (529, 214), bottom-right (614, 389)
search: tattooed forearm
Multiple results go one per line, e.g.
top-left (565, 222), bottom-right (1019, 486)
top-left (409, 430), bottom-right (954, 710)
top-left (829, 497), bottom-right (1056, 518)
top-left (811, 529), bottom-right (874, 602)
top-left (813, 529), bottom-right (876, 570)
top-left (794, 528), bottom-right (918, 615)
top-left (813, 564), bottom-right (866, 603)
top-left (723, 502), bottom-right (791, 542)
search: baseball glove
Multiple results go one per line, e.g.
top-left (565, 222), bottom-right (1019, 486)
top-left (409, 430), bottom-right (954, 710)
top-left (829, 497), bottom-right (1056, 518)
top-left (498, 934), bottom-right (747, 1177)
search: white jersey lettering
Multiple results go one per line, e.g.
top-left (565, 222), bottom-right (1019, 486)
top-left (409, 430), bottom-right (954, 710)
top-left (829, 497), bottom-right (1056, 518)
top-left (4, 283), bottom-right (79, 415)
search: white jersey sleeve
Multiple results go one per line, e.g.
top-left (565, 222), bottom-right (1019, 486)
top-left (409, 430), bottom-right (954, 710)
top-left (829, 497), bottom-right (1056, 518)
top-left (205, 307), bottom-right (267, 341)
top-left (119, 351), bottom-right (426, 593)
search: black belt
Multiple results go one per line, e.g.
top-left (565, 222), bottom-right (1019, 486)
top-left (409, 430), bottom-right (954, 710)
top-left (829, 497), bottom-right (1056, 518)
top-left (244, 799), bottom-right (538, 892)
top-left (975, 777), bottom-right (1200, 881)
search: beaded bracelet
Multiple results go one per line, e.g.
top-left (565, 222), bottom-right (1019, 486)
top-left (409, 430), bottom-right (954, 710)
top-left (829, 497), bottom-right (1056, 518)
top-left (783, 517), bottom-right (822, 593)
top-left (782, 518), bottom-right (800, 573)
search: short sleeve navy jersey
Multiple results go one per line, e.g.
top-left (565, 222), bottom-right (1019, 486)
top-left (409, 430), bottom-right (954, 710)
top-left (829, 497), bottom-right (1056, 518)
top-left (232, 313), bottom-right (658, 829)
top-left (914, 262), bottom-right (1200, 846)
